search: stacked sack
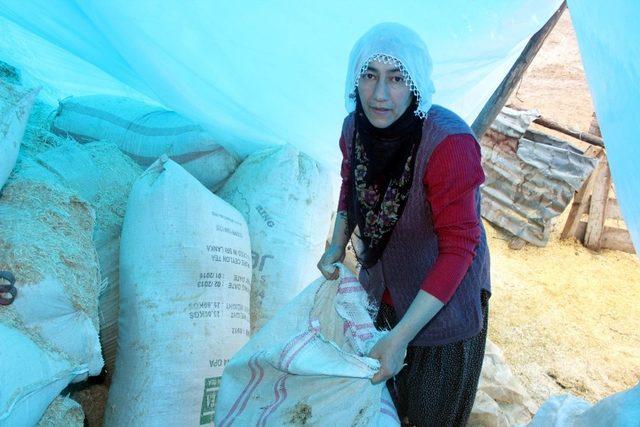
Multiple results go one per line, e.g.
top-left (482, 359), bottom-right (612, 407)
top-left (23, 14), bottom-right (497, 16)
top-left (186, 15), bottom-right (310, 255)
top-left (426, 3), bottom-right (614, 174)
top-left (0, 81), bottom-right (103, 425)
top-left (2, 61), bottom-right (336, 424)
top-left (106, 157), bottom-right (252, 426)
top-left (51, 95), bottom-right (238, 190)
top-left (43, 92), bottom-right (248, 376)
top-left (14, 94), bottom-right (144, 376)
top-left (218, 144), bottom-right (333, 332)
top-left (38, 396), bottom-right (84, 427)
top-left (49, 96), bottom-right (246, 377)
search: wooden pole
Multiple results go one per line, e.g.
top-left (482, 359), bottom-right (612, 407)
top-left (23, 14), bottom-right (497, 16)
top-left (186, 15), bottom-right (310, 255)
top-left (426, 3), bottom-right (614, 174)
top-left (560, 169), bottom-right (595, 239)
top-left (560, 149), bottom-right (604, 240)
top-left (533, 116), bottom-right (604, 147)
top-left (584, 155), bottom-right (612, 250)
top-left (471, 1), bottom-right (567, 139)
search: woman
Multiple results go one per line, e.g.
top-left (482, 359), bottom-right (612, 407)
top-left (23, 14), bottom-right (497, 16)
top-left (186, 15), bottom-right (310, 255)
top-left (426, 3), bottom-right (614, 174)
top-left (317, 23), bottom-right (491, 426)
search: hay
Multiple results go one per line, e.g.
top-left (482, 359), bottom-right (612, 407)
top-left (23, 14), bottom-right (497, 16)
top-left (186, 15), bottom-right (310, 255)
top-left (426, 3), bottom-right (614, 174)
top-left (38, 395), bottom-right (84, 427)
top-left (83, 140), bottom-right (142, 237)
top-left (19, 104), bottom-right (64, 159)
top-left (0, 158), bottom-right (100, 329)
top-left (486, 214), bottom-right (640, 405)
top-left (490, 9), bottom-right (640, 407)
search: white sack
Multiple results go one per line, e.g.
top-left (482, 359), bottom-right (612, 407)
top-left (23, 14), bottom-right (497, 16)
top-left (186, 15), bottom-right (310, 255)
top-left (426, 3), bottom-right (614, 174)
top-left (469, 339), bottom-right (537, 426)
top-left (35, 141), bottom-right (100, 202)
top-left (0, 325), bottom-right (87, 427)
top-left (528, 382), bottom-right (640, 427)
top-left (11, 277), bottom-right (103, 377)
top-left (218, 144), bottom-right (333, 332)
top-left (215, 264), bottom-right (400, 426)
top-left (21, 135), bottom-right (141, 375)
top-left (51, 95), bottom-right (238, 189)
top-left (0, 81), bottom-right (38, 191)
top-left (38, 395), bottom-right (84, 427)
top-left (106, 157), bottom-right (251, 426)
top-left (0, 158), bottom-right (102, 426)
top-left (29, 137), bottom-right (143, 375)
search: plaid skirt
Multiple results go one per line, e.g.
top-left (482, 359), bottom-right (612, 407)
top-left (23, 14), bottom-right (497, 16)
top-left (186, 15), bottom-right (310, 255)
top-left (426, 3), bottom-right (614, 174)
top-left (374, 291), bottom-right (489, 427)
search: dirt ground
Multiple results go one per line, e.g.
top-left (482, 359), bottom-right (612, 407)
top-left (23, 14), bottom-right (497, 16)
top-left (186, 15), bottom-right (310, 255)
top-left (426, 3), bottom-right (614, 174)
top-left (487, 9), bottom-right (640, 407)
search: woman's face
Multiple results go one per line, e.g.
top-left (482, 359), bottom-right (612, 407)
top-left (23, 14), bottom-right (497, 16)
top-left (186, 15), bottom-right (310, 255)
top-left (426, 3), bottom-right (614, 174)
top-left (357, 60), bottom-right (413, 128)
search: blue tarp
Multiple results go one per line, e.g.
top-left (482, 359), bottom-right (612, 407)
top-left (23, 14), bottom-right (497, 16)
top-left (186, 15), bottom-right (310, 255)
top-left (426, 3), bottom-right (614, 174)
top-left (0, 0), bottom-right (562, 164)
top-left (568, 1), bottom-right (640, 254)
top-left (1, 0), bottom-right (638, 254)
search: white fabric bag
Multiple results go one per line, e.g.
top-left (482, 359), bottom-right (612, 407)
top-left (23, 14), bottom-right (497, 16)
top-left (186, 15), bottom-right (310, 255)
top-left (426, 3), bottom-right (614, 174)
top-left (218, 144), bottom-right (333, 332)
top-left (0, 324), bottom-right (87, 427)
top-left (528, 382), bottom-right (640, 427)
top-left (32, 138), bottom-right (143, 376)
top-left (51, 95), bottom-right (238, 190)
top-left (38, 395), bottom-right (84, 427)
top-left (215, 264), bottom-right (400, 426)
top-left (0, 158), bottom-right (102, 426)
top-left (106, 156), bottom-right (251, 426)
top-left (0, 81), bottom-right (38, 191)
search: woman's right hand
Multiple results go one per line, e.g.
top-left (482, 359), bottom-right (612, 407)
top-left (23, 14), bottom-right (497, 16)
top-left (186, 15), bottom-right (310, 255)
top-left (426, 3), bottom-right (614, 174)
top-left (317, 244), bottom-right (345, 280)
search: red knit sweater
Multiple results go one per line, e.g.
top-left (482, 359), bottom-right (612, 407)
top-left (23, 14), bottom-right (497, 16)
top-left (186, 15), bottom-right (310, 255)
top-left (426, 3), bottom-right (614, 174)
top-left (337, 133), bottom-right (484, 304)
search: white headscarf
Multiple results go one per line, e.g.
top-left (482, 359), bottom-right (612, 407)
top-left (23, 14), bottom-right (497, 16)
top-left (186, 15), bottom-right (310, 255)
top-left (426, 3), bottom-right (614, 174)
top-left (345, 22), bottom-right (435, 119)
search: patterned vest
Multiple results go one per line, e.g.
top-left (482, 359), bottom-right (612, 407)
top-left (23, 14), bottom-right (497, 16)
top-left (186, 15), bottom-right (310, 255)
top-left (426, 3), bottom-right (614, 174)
top-left (342, 105), bottom-right (491, 346)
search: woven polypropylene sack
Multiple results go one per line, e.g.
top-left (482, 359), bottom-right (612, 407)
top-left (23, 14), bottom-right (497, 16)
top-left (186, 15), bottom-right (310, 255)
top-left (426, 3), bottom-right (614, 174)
top-left (215, 264), bottom-right (400, 426)
top-left (218, 144), bottom-right (333, 333)
top-left (528, 382), bottom-right (640, 427)
top-left (0, 325), bottom-right (86, 427)
top-left (0, 81), bottom-right (38, 191)
top-left (105, 157), bottom-right (251, 426)
top-left (0, 158), bottom-right (103, 426)
top-left (51, 95), bottom-right (238, 190)
top-left (38, 395), bottom-right (84, 427)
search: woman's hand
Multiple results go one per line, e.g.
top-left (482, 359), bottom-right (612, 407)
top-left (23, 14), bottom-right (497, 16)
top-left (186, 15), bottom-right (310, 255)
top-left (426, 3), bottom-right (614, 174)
top-left (317, 244), bottom-right (345, 280)
top-left (368, 291), bottom-right (445, 384)
top-left (368, 329), bottom-right (409, 384)
top-left (319, 211), bottom-right (351, 280)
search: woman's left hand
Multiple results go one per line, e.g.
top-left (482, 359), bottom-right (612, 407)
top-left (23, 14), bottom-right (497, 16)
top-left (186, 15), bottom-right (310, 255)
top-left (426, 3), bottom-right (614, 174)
top-left (368, 329), bottom-right (408, 384)
top-left (368, 291), bottom-right (444, 385)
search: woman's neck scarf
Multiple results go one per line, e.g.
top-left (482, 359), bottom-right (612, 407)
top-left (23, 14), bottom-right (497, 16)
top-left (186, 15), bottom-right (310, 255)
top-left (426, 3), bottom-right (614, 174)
top-left (347, 94), bottom-right (424, 269)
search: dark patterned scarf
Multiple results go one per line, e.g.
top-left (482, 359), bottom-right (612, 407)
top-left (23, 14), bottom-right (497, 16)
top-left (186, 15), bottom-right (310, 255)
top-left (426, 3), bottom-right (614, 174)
top-left (347, 95), bottom-right (424, 269)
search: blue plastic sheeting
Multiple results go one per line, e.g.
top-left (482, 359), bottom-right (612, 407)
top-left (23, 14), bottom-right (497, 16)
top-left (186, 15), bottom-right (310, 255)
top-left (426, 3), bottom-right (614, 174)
top-left (0, 19), bottom-right (154, 106)
top-left (0, 0), bottom-right (563, 170)
top-left (568, 1), bottom-right (640, 254)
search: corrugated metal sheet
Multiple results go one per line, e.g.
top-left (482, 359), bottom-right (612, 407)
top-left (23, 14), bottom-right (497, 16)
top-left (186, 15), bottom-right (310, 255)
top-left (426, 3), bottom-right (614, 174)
top-left (480, 108), bottom-right (598, 246)
top-left (490, 106), bottom-right (540, 138)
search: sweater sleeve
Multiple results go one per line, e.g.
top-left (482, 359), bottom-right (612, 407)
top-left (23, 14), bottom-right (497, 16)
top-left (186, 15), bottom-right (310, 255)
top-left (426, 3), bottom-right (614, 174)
top-left (420, 134), bottom-right (485, 303)
top-left (337, 133), bottom-right (350, 211)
